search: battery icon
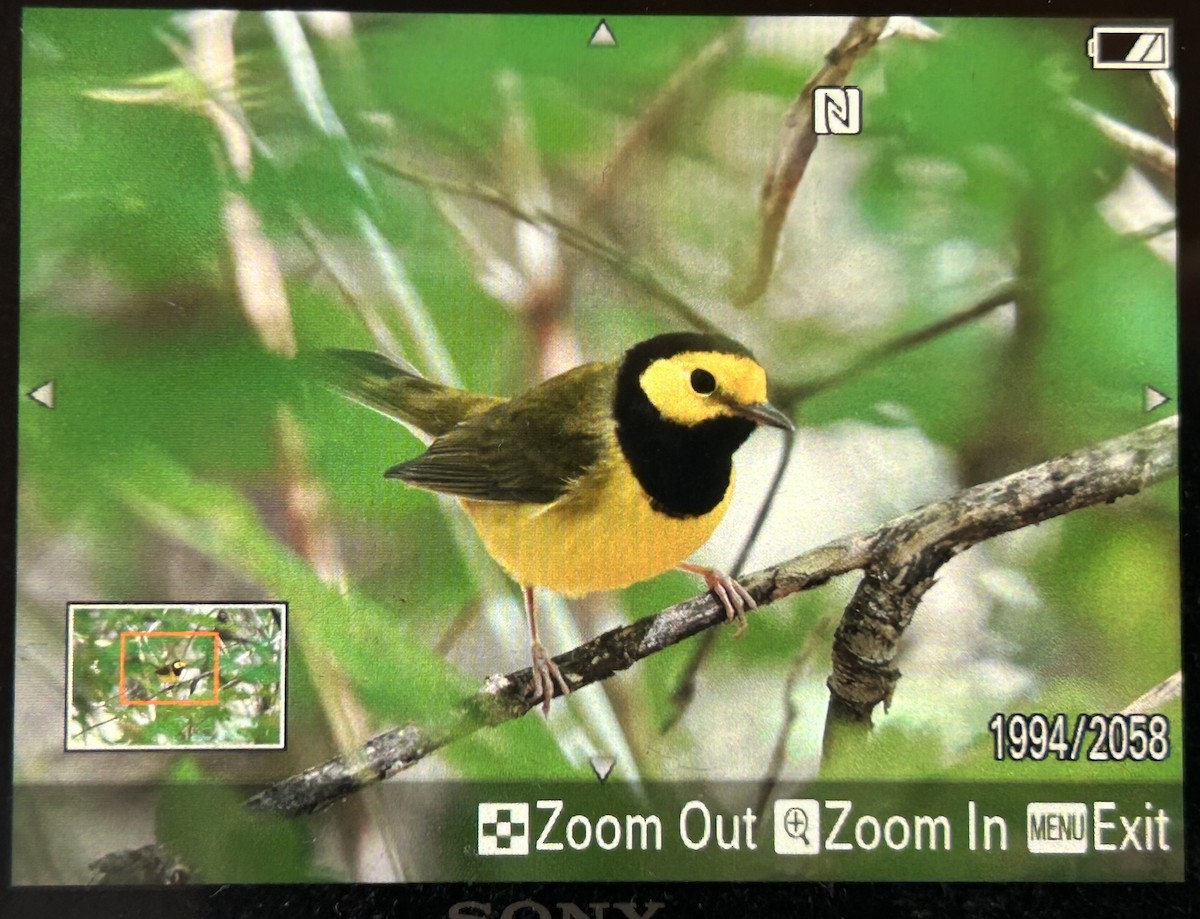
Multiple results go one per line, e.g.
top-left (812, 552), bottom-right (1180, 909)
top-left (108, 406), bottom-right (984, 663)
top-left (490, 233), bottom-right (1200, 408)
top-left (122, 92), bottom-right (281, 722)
top-left (1087, 26), bottom-right (1171, 70)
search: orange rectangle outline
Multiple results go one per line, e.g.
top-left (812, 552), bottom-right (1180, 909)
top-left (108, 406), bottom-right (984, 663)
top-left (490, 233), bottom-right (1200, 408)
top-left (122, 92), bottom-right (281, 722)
top-left (119, 630), bottom-right (221, 706)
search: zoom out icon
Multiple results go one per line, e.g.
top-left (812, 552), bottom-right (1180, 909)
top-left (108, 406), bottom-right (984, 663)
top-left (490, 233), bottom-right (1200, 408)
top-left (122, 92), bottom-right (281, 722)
top-left (478, 802), bottom-right (530, 856)
top-left (813, 86), bottom-right (862, 135)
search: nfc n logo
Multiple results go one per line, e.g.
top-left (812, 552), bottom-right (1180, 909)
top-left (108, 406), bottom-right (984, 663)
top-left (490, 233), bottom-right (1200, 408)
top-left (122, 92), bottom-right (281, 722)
top-left (813, 86), bottom-right (862, 135)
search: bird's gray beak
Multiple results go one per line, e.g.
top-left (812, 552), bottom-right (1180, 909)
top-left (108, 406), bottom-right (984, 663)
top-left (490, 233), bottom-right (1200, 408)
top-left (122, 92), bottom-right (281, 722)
top-left (732, 400), bottom-right (795, 431)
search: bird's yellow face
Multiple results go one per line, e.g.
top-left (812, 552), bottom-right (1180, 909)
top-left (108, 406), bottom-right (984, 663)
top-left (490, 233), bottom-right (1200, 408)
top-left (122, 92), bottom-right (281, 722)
top-left (156, 660), bottom-right (188, 680)
top-left (638, 351), bottom-right (770, 427)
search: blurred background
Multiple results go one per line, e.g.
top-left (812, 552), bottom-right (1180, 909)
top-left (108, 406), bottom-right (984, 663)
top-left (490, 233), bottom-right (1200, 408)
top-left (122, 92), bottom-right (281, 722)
top-left (17, 12), bottom-right (1178, 882)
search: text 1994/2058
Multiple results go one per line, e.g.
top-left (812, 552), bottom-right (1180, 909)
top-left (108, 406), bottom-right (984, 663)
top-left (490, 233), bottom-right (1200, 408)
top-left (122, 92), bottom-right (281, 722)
top-left (989, 713), bottom-right (1170, 762)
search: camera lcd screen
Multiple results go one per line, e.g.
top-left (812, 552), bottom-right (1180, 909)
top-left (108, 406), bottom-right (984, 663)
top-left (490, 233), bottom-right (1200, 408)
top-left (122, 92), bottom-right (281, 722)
top-left (15, 10), bottom-right (1181, 887)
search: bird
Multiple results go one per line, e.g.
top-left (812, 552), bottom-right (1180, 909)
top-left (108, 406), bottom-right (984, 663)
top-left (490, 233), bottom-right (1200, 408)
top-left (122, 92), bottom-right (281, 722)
top-left (321, 331), bottom-right (794, 713)
top-left (153, 660), bottom-right (189, 685)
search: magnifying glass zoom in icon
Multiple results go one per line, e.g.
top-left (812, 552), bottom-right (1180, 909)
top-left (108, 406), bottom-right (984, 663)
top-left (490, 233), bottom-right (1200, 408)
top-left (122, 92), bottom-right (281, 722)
top-left (774, 799), bottom-right (821, 854)
top-left (783, 807), bottom-right (809, 844)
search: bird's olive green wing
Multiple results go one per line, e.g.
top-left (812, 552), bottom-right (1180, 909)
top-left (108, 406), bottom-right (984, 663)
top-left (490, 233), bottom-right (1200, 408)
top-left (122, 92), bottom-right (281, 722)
top-left (318, 349), bottom-right (503, 438)
top-left (385, 361), bottom-right (615, 504)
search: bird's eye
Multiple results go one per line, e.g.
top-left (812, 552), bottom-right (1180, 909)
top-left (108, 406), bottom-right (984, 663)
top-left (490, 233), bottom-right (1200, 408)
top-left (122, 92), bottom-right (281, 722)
top-left (690, 368), bottom-right (716, 395)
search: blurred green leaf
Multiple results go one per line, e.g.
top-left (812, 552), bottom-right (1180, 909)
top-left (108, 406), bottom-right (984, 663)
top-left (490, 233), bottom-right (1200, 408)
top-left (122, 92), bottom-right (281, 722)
top-left (158, 758), bottom-right (318, 881)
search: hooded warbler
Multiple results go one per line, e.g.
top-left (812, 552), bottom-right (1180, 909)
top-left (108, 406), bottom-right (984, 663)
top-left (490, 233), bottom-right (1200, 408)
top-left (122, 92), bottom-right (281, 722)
top-left (323, 332), bottom-right (794, 712)
top-left (154, 660), bottom-right (189, 685)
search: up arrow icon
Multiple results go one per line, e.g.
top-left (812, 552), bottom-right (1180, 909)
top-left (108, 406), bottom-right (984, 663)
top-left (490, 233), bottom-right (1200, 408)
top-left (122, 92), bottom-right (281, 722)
top-left (589, 20), bottom-right (617, 48)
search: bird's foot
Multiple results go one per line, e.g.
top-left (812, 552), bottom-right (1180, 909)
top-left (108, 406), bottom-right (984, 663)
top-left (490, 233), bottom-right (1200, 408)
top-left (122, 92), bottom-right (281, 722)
top-left (528, 641), bottom-right (571, 715)
top-left (682, 564), bottom-right (755, 636)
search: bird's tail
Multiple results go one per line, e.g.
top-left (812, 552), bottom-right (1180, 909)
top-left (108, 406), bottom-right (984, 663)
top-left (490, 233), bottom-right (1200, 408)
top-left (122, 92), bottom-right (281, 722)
top-left (316, 349), bottom-right (503, 439)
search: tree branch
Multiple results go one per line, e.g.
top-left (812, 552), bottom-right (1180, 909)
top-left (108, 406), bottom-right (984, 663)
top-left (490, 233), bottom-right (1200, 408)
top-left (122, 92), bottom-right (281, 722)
top-left (735, 16), bottom-right (889, 305)
top-left (247, 415), bottom-right (1176, 817)
top-left (821, 414), bottom-right (1178, 758)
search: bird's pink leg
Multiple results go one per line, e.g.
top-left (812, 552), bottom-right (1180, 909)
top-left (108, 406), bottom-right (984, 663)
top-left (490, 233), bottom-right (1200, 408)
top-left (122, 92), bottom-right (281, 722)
top-left (678, 563), bottom-right (755, 636)
top-left (525, 586), bottom-right (570, 714)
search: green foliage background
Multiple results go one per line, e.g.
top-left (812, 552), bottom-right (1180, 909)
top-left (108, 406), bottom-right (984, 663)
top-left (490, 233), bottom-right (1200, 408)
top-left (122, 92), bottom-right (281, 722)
top-left (18, 11), bottom-right (1178, 883)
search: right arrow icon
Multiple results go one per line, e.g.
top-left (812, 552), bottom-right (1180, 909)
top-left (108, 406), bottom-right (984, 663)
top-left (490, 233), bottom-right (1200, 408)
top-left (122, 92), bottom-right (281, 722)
top-left (1144, 385), bottom-right (1171, 413)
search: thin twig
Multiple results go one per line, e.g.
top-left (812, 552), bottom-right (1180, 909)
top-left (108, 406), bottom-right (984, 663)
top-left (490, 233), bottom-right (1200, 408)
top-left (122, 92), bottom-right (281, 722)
top-left (732, 429), bottom-right (796, 580)
top-left (1070, 99), bottom-right (1176, 181)
top-left (776, 282), bottom-right (1020, 408)
top-left (1149, 70), bottom-right (1176, 133)
top-left (366, 157), bottom-right (723, 335)
top-left (1126, 217), bottom-right (1176, 242)
top-left (735, 17), bottom-right (889, 306)
top-left (878, 17), bottom-right (940, 42)
top-left (434, 597), bottom-right (483, 657)
top-left (495, 69), bottom-right (577, 381)
top-left (1121, 671), bottom-right (1181, 715)
top-left (583, 23), bottom-right (742, 223)
top-left (248, 415), bottom-right (1176, 817)
top-left (773, 207), bottom-right (1174, 409)
top-left (661, 630), bottom-right (716, 734)
top-left (293, 214), bottom-right (408, 363)
top-left (662, 427), bottom-right (795, 732)
top-left (755, 611), bottom-right (836, 813)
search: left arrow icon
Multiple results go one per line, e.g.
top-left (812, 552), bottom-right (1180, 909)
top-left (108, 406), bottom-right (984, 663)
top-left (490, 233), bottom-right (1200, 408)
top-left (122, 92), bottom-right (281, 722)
top-left (28, 380), bottom-right (55, 409)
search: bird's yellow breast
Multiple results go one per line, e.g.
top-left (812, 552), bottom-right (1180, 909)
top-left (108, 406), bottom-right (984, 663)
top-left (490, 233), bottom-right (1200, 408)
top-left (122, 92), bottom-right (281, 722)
top-left (461, 442), bottom-right (732, 597)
